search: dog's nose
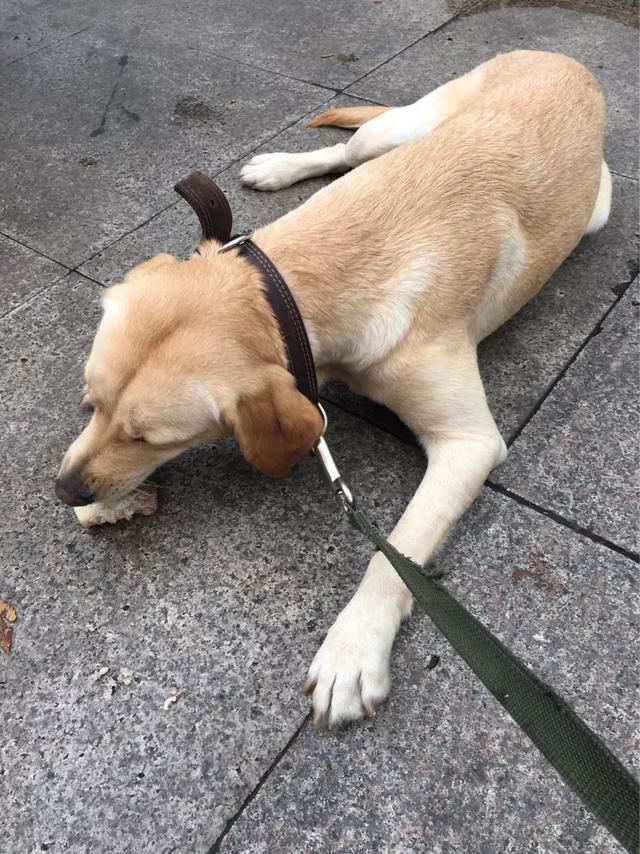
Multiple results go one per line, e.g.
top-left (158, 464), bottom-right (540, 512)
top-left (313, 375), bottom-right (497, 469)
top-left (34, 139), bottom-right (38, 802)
top-left (54, 473), bottom-right (95, 507)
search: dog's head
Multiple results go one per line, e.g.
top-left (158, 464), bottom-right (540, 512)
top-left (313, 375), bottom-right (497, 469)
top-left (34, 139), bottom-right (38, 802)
top-left (55, 252), bottom-right (323, 506)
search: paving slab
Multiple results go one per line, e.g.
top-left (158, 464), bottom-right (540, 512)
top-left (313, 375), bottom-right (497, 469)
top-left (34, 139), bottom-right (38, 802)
top-left (1, 2), bottom-right (638, 853)
top-left (141, 0), bottom-right (477, 91)
top-left (348, 3), bottom-right (639, 178)
top-left (0, 23), bottom-right (329, 268)
top-left (0, 0), bottom-right (90, 65)
top-left (11, 0), bottom-right (475, 91)
top-left (79, 95), bottom-right (361, 284)
top-left (0, 274), bottom-right (430, 852)
top-left (218, 488), bottom-right (639, 854)
top-left (494, 279), bottom-right (639, 554)
top-left (0, 234), bottom-right (67, 317)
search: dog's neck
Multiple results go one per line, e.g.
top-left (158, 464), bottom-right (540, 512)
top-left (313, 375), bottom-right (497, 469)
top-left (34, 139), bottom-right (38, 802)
top-left (249, 219), bottom-right (368, 381)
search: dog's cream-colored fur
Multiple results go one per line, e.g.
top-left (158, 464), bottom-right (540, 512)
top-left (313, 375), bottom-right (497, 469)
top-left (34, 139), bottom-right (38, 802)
top-left (59, 51), bottom-right (610, 726)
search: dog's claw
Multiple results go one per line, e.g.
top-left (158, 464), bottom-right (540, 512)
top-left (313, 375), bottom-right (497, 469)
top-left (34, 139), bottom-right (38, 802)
top-left (363, 699), bottom-right (377, 718)
top-left (303, 678), bottom-right (316, 695)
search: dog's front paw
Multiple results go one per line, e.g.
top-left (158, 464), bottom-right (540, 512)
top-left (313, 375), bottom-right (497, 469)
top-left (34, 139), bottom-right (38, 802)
top-left (304, 601), bottom-right (398, 727)
top-left (239, 153), bottom-right (302, 191)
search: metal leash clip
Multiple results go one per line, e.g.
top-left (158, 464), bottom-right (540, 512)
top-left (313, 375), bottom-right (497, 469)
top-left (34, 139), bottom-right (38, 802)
top-left (217, 233), bottom-right (253, 253)
top-left (313, 404), bottom-right (354, 513)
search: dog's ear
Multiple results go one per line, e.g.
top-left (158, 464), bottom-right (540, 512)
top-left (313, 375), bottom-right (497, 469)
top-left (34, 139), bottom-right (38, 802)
top-left (230, 367), bottom-right (323, 478)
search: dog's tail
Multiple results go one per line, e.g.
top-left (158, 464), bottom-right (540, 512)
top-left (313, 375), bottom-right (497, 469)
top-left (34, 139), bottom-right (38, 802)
top-left (305, 105), bottom-right (392, 129)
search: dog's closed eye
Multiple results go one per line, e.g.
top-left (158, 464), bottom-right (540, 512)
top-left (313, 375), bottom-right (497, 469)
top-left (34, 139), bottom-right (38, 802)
top-left (127, 418), bottom-right (149, 444)
top-left (126, 384), bottom-right (222, 448)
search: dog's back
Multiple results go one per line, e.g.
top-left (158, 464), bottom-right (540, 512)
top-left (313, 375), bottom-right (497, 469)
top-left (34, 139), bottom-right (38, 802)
top-left (257, 51), bottom-right (607, 341)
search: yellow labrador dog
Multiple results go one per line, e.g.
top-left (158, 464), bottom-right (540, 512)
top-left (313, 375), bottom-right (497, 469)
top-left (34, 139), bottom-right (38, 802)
top-left (56, 51), bottom-right (610, 726)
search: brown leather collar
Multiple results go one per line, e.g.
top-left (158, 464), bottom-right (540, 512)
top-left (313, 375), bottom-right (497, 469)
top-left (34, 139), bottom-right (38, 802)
top-left (175, 171), bottom-right (318, 405)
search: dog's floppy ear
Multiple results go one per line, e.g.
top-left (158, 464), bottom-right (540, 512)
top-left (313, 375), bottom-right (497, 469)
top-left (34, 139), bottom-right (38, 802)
top-left (231, 366), bottom-right (323, 478)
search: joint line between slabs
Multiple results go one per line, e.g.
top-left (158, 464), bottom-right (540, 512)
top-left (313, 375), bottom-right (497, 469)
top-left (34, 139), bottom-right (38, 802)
top-left (207, 714), bottom-right (311, 853)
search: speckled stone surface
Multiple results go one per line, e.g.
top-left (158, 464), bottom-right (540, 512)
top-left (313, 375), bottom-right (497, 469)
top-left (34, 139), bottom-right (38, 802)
top-left (0, 275), bottom-right (428, 852)
top-left (78, 95), bottom-right (362, 285)
top-left (163, 0), bottom-right (474, 90)
top-left (494, 279), bottom-right (639, 553)
top-left (218, 489), bottom-right (638, 854)
top-left (0, 23), bottom-right (328, 267)
top-left (10, 0), bottom-right (474, 91)
top-left (1, 2), bottom-right (638, 851)
top-left (0, 235), bottom-right (67, 317)
top-left (0, 0), bottom-right (90, 64)
top-left (348, 3), bottom-right (640, 178)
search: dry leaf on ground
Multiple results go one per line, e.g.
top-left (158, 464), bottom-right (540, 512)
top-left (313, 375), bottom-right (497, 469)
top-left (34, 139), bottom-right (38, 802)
top-left (0, 599), bottom-right (17, 654)
top-left (0, 599), bottom-right (17, 623)
top-left (1, 623), bottom-right (13, 654)
top-left (164, 687), bottom-right (183, 710)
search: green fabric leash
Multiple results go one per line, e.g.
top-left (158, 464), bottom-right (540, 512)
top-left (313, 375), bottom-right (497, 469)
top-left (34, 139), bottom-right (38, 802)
top-left (346, 500), bottom-right (639, 853)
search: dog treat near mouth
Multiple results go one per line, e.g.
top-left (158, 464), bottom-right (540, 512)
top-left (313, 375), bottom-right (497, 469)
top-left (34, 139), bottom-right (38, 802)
top-left (74, 487), bottom-right (158, 528)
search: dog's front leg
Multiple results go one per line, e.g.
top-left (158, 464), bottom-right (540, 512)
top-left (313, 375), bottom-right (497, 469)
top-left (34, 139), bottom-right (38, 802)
top-left (306, 345), bottom-right (507, 726)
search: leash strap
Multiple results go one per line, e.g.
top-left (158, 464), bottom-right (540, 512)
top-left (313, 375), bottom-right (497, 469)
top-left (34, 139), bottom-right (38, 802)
top-left (346, 500), bottom-right (639, 853)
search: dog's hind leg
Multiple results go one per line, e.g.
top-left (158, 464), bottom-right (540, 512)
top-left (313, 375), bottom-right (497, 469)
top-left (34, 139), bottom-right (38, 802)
top-left (240, 67), bottom-right (487, 191)
top-left (305, 339), bottom-right (507, 726)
